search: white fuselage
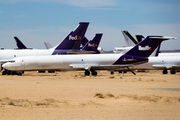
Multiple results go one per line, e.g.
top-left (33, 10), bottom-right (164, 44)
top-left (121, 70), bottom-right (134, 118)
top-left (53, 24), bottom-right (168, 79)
top-left (131, 56), bottom-right (180, 70)
top-left (0, 49), bottom-right (54, 61)
top-left (3, 54), bottom-right (180, 72)
top-left (2, 54), bottom-right (123, 71)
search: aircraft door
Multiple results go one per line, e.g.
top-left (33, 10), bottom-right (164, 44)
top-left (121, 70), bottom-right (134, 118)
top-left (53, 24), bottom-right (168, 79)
top-left (21, 59), bottom-right (25, 66)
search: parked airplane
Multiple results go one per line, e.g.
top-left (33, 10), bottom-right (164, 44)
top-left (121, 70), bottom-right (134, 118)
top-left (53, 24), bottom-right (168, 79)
top-left (2, 36), bottom-right (174, 76)
top-left (114, 31), bottom-right (179, 74)
top-left (0, 22), bottom-right (90, 74)
top-left (114, 31), bottom-right (159, 56)
top-left (119, 31), bottom-right (180, 57)
top-left (113, 31), bottom-right (137, 54)
top-left (132, 56), bottom-right (180, 74)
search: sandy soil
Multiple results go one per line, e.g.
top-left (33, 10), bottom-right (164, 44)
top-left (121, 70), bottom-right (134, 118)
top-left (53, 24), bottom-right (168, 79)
top-left (0, 70), bottom-right (180, 120)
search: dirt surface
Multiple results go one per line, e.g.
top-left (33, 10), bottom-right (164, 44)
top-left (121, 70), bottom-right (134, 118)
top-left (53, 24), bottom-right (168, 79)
top-left (0, 70), bottom-right (180, 120)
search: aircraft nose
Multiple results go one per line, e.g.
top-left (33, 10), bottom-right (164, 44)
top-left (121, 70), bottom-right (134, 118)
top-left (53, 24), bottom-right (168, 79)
top-left (2, 63), bottom-right (12, 70)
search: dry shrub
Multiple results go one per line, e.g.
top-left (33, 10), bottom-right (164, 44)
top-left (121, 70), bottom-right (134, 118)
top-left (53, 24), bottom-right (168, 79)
top-left (117, 94), bottom-right (162, 102)
top-left (109, 75), bottom-right (114, 79)
top-left (138, 95), bottom-right (161, 102)
top-left (35, 102), bottom-right (48, 106)
top-left (8, 101), bottom-right (15, 105)
top-left (94, 93), bottom-right (104, 98)
top-left (105, 93), bottom-right (114, 98)
top-left (45, 98), bottom-right (55, 103)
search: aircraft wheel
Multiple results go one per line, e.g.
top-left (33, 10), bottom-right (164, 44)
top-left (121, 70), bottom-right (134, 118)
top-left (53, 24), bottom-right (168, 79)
top-left (123, 71), bottom-right (127, 73)
top-left (162, 70), bottom-right (168, 74)
top-left (7, 71), bottom-right (12, 75)
top-left (118, 71), bottom-right (122, 73)
top-left (110, 71), bottom-right (114, 75)
top-left (85, 70), bottom-right (90, 76)
top-left (170, 70), bottom-right (176, 74)
top-left (48, 70), bottom-right (55, 73)
top-left (2, 71), bottom-right (6, 75)
top-left (38, 70), bottom-right (45, 73)
top-left (91, 71), bottom-right (97, 76)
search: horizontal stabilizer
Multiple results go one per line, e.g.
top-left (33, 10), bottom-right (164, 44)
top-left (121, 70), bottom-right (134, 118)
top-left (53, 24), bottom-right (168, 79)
top-left (149, 36), bottom-right (177, 40)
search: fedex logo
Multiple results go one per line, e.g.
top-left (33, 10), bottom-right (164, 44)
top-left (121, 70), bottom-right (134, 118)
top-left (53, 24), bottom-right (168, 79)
top-left (138, 46), bottom-right (152, 51)
top-left (88, 43), bottom-right (98, 47)
top-left (69, 35), bottom-right (82, 40)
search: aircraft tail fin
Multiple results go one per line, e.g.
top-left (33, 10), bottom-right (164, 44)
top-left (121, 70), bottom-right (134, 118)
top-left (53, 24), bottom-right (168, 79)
top-left (125, 36), bottom-right (176, 57)
top-left (122, 31), bottom-right (138, 46)
top-left (114, 36), bottom-right (176, 65)
top-left (81, 37), bottom-right (89, 48)
top-left (54, 22), bottom-right (89, 50)
top-left (81, 33), bottom-right (102, 53)
top-left (14, 37), bottom-right (27, 49)
top-left (44, 42), bottom-right (53, 49)
top-left (135, 35), bottom-right (144, 43)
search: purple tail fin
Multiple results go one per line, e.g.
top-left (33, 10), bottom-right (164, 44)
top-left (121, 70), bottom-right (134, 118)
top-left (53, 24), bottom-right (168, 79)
top-left (125, 36), bottom-right (174, 57)
top-left (54, 22), bottom-right (89, 50)
top-left (113, 36), bottom-right (176, 65)
top-left (14, 37), bottom-right (27, 49)
top-left (81, 37), bottom-right (88, 47)
top-left (82, 34), bottom-right (102, 53)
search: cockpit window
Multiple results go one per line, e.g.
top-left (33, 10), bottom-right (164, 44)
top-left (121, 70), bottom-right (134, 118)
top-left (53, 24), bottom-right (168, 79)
top-left (8, 60), bottom-right (15, 63)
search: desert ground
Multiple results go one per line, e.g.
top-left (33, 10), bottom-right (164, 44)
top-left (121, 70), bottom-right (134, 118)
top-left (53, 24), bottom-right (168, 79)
top-left (0, 70), bottom-right (180, 120)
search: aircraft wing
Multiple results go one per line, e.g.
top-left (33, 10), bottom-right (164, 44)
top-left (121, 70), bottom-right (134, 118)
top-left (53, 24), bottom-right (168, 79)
top-left (152, 64), bottom-right (180, 69)
top-left (69, 64), bottom-right (131, 70)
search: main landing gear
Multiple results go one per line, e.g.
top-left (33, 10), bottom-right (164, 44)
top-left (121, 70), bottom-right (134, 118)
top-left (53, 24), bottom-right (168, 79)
top-left (162, 69), bottom-right (176, 74)
top-left (84, 69), bottom-right (97, 76)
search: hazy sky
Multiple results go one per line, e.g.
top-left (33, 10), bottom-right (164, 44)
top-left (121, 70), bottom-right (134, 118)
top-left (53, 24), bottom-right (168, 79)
top-left (0, 0), bottom-right (180, 50)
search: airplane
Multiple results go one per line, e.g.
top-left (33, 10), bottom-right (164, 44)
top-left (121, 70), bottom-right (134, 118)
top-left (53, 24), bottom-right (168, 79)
top-left (114, 31), bottom-right (159, 56)
top-left (113, 31), bottom-right (137, 54)
top-left (119, 31), bottom-right (180, 57)
top-left (0, 22), bottom-right (90, 75)
top-left (131, 56), bottom-right (180, 74)
top-left (114, 31), bottom-right (179, 74)
top-left (2, 36), bottom-right (174, 76)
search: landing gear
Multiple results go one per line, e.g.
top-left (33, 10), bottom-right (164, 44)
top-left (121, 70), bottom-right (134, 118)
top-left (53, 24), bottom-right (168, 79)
top-left (38, 70), bottom-right (45, 73)
top-left (2, 71), bottom-right (6, 75)
top-left (84, 70), bottom-right (97, 76)
top-left (170, 69), bottom-right (176, 74)
top-left (2, 70), bottom-right (24, 76)
top-left (118, 71), bottom-right (122, 73)
top-left (84, 70), bottom-right (90, 76)
top-left (162, 70), bottom-right (168, 74)
top-left (123, 71), bottom-right (127, 73)
top-left (110, 71), bottom-right (114, 75)
top-left (91, 70), bottom-right (97, 76)
top-left (48, 70), bottom-right (55, 73)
